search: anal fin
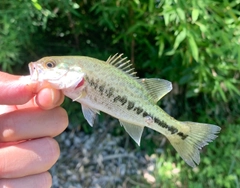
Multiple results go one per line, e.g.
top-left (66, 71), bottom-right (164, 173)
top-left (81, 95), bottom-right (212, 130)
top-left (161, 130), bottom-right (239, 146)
top-left (81, 105), bottom-right (100, 127)
top-left (119, 120), bottom-right (144, 146)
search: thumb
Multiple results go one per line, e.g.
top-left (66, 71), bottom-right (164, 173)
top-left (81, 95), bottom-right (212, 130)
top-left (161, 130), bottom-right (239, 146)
top-left (0, 72), bottom-right (36, 105)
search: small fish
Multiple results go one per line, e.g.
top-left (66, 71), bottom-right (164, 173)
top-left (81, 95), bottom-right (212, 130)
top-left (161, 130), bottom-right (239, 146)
top-left (28, 54), bottom-right (221, 167)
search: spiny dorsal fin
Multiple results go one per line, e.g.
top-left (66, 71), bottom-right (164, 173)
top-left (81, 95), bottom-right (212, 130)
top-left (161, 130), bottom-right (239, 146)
top-left (106, 53), bottom-right (138, 78)
top-left (139, 78), bottom-right (172, 103)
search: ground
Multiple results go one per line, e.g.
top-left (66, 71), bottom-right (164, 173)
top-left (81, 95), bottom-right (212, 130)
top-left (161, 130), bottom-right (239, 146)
top-left (51, 121), bottom-right (159, 188)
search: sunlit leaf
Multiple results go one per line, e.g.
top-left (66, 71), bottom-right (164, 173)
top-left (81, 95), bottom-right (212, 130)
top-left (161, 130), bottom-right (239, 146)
top-left (192, 8), bottom-right (199, 23)
top-left (195, 22), bottom-right (208, 33)
top-left (148, 0), bottom-right (154, 12)
top-left (165, 49), bottom-right (175, 56)
top-left (164, 13), bottom-right (170, 26)
top-left (158, 37), bottom-right (165, 57)
top-left (176, 7), bottom-right (186, 21)
top-left (31, 0), bottom-right (42, 10)
top-left (188, 34), bottom-right (199, 62)
top-left (173, 28), bottom-right (186, 50)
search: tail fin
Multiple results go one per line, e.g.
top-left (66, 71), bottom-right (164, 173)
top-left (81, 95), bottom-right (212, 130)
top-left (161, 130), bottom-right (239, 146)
top-left (167, 122), bottom-right (221, 167)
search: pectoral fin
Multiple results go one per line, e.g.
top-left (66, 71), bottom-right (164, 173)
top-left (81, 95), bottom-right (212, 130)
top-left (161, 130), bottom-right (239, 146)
top-left (81, 105), bottom-right (100, 127)
top-left (119, 120), bottom-right (144, 146)
top-left (73, 90), bottom-right (87, 101)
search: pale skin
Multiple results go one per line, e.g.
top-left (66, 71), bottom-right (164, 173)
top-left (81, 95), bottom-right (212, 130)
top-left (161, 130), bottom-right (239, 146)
top-left (0, 72), bottom-right (68, 188)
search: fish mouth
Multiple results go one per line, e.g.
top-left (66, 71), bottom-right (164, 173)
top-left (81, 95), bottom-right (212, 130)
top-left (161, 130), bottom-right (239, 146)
top-left (28, 62), bottom-right (39, 81)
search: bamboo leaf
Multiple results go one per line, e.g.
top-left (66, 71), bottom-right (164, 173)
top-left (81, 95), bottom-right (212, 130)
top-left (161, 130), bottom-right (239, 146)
top-left (192, 9), bottom-right (199, 23)
top-left (148, 0), bottom-right (154, 12)
top-left (32, 0), bottom-right (42, 11)
top-left (158, 37), bottom-right (165, 57)
top-left (176, 8), bottom-right (186, 21)
top-left (173, 28), bottom-right (186, 50)
top-left (188, 34), bottom-right (199, 62)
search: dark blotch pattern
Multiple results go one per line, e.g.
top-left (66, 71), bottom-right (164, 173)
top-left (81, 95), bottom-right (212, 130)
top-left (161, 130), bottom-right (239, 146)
top-left (127, 101), bottom-right (135, 110)
top-left (154, 117), bottom-right (168, 128)
top-left (86, 76), bottom-right (114, 97)
top-left (120, 96), bottom-right (127, 105)
top-left (113, 95), bottom-right (121, 102)
top-left (177, 132), bottom-right (188, 140)
top-left (153, 117), bottom-right (188, 139)
top-left (168, 126), bottom-right (178, 134)
top-left (86, 75), bottom-right (188, 140)
top-left (113, 95), bottom-right (128, 105)
top-left (106, 87), bottom-right (114, 98)
top-left (142, 111), bottom-right (149, 117)
top-left (133, 107), bottom-right (143, 114)
top-left (99, 84), bottom-right (106, 95)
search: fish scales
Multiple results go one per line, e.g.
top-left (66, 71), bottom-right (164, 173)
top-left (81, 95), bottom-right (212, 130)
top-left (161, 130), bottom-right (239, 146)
top-left (73, 58), bottom-right (179, 136)
top-left (28, 54), bottom-right (221, 167)
top-left (71, 57), bottom-right (154, 120)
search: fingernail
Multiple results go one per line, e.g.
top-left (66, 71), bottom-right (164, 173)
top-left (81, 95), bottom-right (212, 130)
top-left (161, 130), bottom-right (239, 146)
top-left (51, 89), bottom-right (61, 105)
top-left (51, 89), bottom-right (56, 104)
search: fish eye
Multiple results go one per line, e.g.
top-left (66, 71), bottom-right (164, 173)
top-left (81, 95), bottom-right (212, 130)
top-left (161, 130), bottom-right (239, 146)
top-left (45, 61), bottom-right (56, 68)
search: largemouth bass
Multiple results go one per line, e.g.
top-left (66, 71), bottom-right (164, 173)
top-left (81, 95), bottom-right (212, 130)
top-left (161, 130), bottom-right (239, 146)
top-left (28, 54), bottom-right (221, 167)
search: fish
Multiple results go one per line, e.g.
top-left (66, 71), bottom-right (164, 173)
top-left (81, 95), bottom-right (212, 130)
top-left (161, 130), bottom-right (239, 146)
top-left (28, 54), bottom-right (221, 167)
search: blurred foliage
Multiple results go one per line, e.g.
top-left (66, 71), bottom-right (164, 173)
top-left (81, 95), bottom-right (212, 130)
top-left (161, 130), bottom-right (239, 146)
top-left (0, 0), bottom-right (55, 73)
top-left (0, 0), bottom-right (240, 187)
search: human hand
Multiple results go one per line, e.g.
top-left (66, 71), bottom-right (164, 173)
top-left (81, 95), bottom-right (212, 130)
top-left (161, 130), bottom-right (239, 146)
top-left (0, 72), bottom-right (68, 188)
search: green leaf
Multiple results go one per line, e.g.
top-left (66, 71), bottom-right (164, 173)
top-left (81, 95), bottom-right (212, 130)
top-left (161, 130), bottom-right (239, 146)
top-left (176, 8), bottom-right (186, 21)
top-left (31, 0), bottom-right (42, 10)
top-left (219, 86), bottom-right (227, 102)
top-left (164, 13), bottom-right (170, 26)
top-left (225, 80), bottom-right (240, 96)
top-left (165, 49), bottom-right (175, 56)
top-left (148, 0), bottom-right (154, 12)
top-left (157, 37), bottom-right (165, 57)
top-left (188, 34), bottom-right (199, 62)
top-left (192, 8), bottom-right (199, 23)
top-left (133, 0), bottom-right (140, 5)
top-left (238, 47), bottom-right (240, 66)
top-left (195, 22), bottom-right (207, 33)
top-left (173, 28), bottom-right (186, 50)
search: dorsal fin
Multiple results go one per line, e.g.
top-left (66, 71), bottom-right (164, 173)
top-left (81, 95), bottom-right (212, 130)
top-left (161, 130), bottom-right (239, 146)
top-left (139, 78), bottom-right (172, 103)
top-left (106, 53), bottom-right (138, 78)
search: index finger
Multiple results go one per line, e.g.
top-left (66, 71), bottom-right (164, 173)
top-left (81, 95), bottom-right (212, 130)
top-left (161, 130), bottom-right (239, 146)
top-left (0, 72), bottom-right (35, 105)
